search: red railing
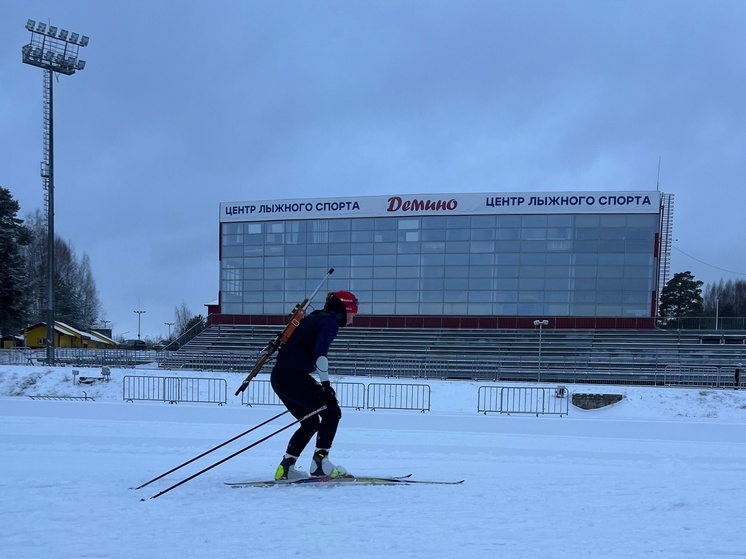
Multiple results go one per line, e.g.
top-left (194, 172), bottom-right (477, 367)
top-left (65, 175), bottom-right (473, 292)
top-left (207, 313), bottom-right (656, 330)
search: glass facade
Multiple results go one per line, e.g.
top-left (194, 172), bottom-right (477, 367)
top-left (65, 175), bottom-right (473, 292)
top-left (220, 212), bottom-right (661, 317)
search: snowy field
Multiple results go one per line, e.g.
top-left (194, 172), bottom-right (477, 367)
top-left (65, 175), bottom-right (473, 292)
top-left (1, 364), bottom-right (746, 559)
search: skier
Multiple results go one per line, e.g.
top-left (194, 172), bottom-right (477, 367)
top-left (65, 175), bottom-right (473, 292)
top-left (271, 290), bottom-right (359, 480)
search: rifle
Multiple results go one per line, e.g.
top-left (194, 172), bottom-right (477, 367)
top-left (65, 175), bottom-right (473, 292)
top-left (234, 268), bottom-right (335, 395)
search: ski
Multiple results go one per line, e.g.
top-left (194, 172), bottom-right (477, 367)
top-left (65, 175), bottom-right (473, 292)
top-left (225, 474), bottom-right (410, 487)
top-left (225, 474), bottom-right (464, 488)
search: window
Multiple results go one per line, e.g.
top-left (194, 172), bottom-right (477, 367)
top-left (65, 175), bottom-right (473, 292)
top-left (421, 216), bottom-right (446, 229)
top-left (374, 230), bottom-right (396, 243)
top-left (329, 231), bottom-right (351, 243)
top-left (471, 215), bottom-right (496, 228)
top-left (351, 254), bottom-right (374, 267)
top-left (373, 267), bottom-right (396, 279)
top-left (396, 267), bottom-right (420, 279)
top-left (352, 230), bottom-right (374, 242)
top-left (329, 243), bottom-right (351, 255)
top-left (329, 219), bottom-right (351, 231)
top-left (422, 229), bottom-right (446, 241)
top-left (398, 218), bottom-right (419, 230)
top-left (446, 229), bottom-right (470, 241)
top-left (470, 241), bottom-right (494, 254)
top-left (375, 218), bottom-right (397, 230)
top-left (399, 230), bottom-right (419, 242)
top-left (351, 218), bottom-right (375, 230)
top-left (468, 278), bottom-right (492, 290)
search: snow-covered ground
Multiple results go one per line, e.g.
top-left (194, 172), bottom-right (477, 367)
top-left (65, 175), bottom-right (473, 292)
top-left (1, 364), bottom-right (745, 558)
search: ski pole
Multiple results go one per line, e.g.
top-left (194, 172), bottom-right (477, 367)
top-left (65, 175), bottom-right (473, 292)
top-left (144, 405), bottom-right (327, 501)
top-left (131, 409), bottom-right (290, 490)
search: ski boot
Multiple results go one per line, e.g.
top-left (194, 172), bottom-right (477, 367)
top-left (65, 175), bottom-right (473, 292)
top-left (310, 449), bottom-right (347, 478)
top-left (274, 454), bottom-right (304, 480)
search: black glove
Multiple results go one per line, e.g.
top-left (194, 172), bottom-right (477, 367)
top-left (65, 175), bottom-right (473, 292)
top-left (321, 380), bottom-right (337, 401)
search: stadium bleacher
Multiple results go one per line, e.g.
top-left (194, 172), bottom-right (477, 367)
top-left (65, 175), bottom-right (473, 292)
top-left (156, 324), bottom-right (746, 387)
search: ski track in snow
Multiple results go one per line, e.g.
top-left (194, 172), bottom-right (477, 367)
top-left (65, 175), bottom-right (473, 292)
top-left (1, 365), bottom-right (746, 558)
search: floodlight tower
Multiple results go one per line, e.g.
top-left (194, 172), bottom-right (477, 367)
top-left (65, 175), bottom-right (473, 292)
top-left (22, 20), bottom-right (89, 365)
top-left (134, 310), bottom-right (146, 340)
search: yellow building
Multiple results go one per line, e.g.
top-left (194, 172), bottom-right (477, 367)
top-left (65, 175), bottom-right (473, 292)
top-left (21, 322), bottom-right (117, 349)
top-left (1, 335), bottom-right (24, 349)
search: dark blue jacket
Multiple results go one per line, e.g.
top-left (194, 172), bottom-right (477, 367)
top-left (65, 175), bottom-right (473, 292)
top-left (273, 310), bottom-right (340, 374)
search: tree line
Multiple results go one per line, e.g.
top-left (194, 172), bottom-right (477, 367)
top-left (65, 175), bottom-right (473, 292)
top-left (657, 271), bottom-right (746, 318)
top-left (0, 187), bottom-right (103, 337)
top-left (1, 187), bottom-right (205, 345)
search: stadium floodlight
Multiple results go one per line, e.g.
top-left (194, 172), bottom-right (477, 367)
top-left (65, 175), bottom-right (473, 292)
top-left (22, 20), bottom-right (88, 76)
top-left (22, 20), bottom-right (89, 365)
top-left (134, 310), bottom-right (146, 341)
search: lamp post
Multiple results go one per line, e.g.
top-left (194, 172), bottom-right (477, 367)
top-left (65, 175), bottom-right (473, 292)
top-left (134, 310), bottom-right (146, 340)
top-left (165, 322), bottom-right (174, 338)
top-left (533, 319), bottom-right (549, 383)
top-left (22, 20), bottom-right (89, 366)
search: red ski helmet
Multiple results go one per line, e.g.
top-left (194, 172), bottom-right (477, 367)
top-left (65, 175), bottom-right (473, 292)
top-left (327, 290), bottom-right (359, 314)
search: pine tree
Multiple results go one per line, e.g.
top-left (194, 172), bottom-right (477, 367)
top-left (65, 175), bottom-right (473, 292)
top-left (0, 188), bottom-right (32, 336)
top-left (659, 271), bottom-right (704, 317)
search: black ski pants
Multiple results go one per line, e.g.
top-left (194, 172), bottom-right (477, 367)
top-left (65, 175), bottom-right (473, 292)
top-left (270, 368), bottom-right (341, 456)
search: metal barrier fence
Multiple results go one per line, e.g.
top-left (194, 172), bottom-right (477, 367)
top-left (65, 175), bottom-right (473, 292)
top-left (339, 355), bottom-right (499, 381)
top-left (122, 375), bottom-right (227, 405)
top-left (477, 386), bottom-right (569, 416)
top-left (333, 381), bottom-right (367, 410)
top-left (241, 379), bottom-right (282, 407)
top-left (5, 344), bottom-right (745, 389)
top-left (0, 348), bottom-right (152, 367)
top-left (160, 351), bottom-right (255, 372)
top-left (663, 365), bottom-right (735, 388)
top-left (367, 383), bottom-right (430, 412)
top-left (240, 379), bottom-right (368, 410)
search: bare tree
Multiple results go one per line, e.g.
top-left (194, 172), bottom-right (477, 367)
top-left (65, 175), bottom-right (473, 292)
top-left (21, 209), bottom-right (103, 330)
top-left (174, 301), bottom-right (193, 338)
top-left (77, 254), bottom-right (102, 329)
top-left (703, 279), bottom-right (746, 317)
top-left (21, 210), bottom-right (47, 324)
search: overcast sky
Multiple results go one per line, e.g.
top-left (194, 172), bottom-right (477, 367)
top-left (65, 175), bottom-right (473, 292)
top-left (2, 0), bottom-right (746, 339)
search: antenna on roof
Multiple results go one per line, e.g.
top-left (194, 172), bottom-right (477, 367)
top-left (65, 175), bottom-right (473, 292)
top-left (656, 156), bottom-right (661, 191)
